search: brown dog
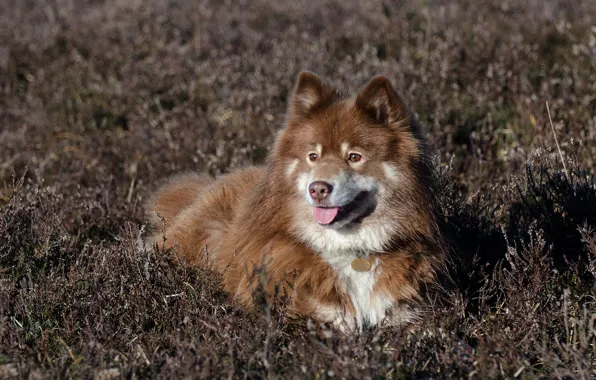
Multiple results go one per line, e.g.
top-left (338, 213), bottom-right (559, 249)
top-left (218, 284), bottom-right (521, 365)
top-left (145, 72), bottom-right (446, 332)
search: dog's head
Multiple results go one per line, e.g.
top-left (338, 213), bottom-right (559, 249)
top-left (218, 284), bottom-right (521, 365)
top-left (272, 72), bottom-right (429, 253)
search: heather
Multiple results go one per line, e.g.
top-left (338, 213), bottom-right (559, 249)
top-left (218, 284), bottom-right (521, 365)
top-left (1, 0), bottom-right (595, 378)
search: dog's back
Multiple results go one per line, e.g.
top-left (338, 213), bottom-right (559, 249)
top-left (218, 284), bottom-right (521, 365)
top-left (145, 173), bottom-right (212, 228)
top-left (145, 168), bottom-right (265, 267)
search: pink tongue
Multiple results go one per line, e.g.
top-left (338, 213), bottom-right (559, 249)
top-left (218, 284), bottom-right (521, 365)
top-left (313, 207), bottom-right (339, 225)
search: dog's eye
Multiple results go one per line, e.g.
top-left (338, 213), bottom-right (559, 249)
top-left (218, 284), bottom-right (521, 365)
top-left (348, 153), bottom-right (362, 162)
top-left (308, 153), bottom-right (318, 162)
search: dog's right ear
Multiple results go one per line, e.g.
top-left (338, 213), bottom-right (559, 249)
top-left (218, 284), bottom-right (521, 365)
top-left (288, 71), bottom-right (333, 118)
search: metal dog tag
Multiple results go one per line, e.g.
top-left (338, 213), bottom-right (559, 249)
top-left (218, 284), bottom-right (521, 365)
top-left (351, 258), bottom-right (371, 272)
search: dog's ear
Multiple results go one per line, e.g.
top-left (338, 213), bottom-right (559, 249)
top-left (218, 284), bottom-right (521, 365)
top-left (288, 71), bottom-right (333, 117)
top-left (355, 76), bottom-right (408, 126)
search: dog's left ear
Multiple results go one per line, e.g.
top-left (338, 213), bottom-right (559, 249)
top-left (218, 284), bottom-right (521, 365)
top-left (355, 76), bottom-right (408, 126)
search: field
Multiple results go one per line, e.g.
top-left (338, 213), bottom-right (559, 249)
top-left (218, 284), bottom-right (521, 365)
top-left (1, 0), bottom-right (596, 378)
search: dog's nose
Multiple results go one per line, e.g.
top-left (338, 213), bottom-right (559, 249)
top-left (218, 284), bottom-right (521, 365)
top-left (309, 181), bottom-right (333, 200)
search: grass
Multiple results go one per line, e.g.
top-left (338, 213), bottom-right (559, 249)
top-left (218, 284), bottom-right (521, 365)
top-left (1, 0), bottom-right (595, 378)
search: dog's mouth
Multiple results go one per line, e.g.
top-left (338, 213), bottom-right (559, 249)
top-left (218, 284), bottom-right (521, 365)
top-left (312, 191), bottom-right (370, 226)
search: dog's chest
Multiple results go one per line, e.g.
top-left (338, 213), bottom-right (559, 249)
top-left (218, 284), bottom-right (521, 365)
top-left (321, 253), bottom-right (394, 327)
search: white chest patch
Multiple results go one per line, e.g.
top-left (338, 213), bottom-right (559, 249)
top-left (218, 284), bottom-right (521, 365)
top-left (321, 252), bottom-right (394, 329)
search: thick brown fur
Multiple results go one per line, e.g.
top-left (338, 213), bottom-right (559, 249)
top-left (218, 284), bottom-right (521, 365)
top-left (145, 71), bottom-right (446, 331)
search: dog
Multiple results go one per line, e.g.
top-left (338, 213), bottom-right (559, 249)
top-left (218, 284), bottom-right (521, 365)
top-left (145, 71), bottom-right (446, 332)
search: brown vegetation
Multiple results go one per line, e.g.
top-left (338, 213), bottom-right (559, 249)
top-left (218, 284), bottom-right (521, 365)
top-left (1, 0), bottom-right (595, 378)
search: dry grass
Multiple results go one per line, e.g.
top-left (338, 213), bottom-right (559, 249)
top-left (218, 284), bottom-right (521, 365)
top-left (1, 0), bottom-right (595, 378)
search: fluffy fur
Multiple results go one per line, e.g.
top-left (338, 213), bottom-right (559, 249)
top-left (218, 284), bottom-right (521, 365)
top-left (145, 71), bottom-right (446, 332)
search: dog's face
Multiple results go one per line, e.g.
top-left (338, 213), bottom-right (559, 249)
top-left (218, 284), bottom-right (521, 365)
top-left (273, 72), bottom-right (424, 252)
top-left (297, 139), bottom-right (379, 229)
